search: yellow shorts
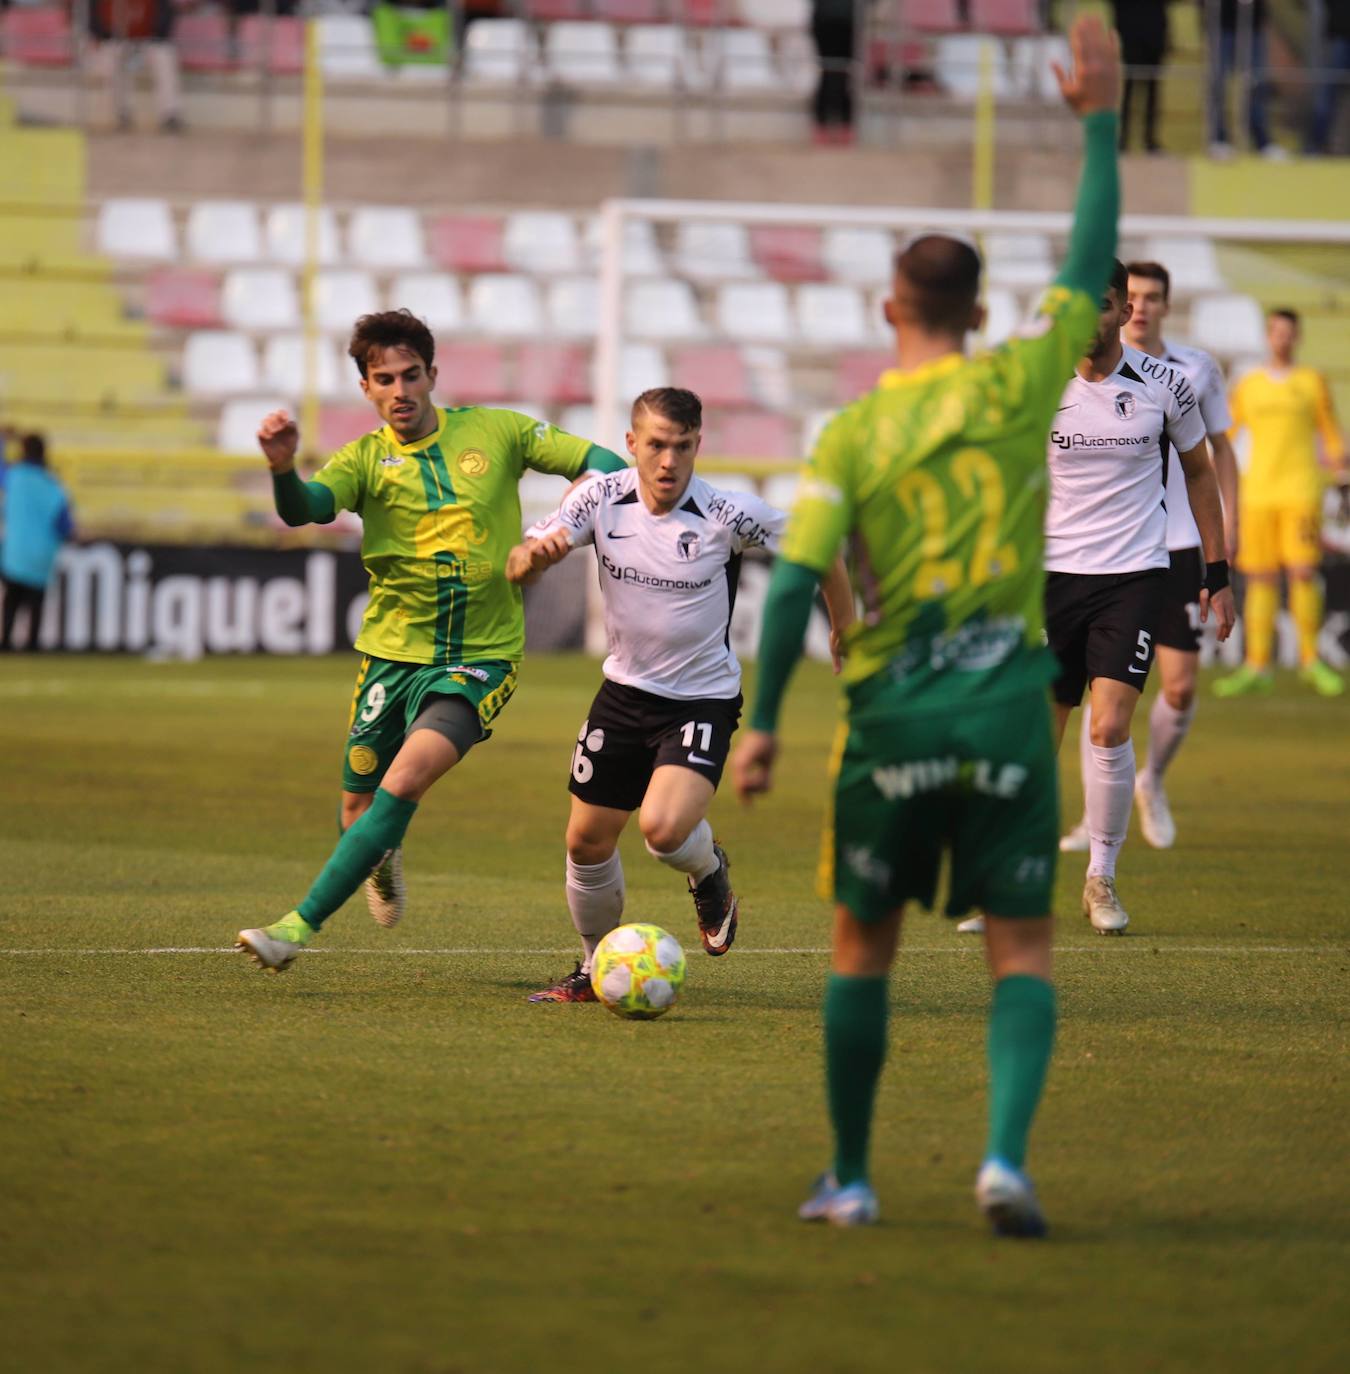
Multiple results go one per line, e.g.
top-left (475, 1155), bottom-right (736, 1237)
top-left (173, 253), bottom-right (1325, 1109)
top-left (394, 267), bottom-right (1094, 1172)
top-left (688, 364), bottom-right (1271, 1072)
top-left (1238, 505), bottom-right (1321, 575)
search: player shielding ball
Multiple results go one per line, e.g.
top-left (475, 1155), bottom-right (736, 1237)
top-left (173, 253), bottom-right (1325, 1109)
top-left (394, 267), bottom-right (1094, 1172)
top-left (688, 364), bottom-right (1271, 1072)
top-left (507, 387), bottom-right (852, 1000)
top-left (236, 310), bottom-right (628, 972)
top-left (732, 15), bottom-right (1121, 1236)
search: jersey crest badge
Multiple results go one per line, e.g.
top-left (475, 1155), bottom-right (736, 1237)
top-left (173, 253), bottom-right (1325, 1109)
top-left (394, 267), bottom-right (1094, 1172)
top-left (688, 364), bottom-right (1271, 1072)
top-left (675, 531), bottom-right (701, 562)
top-left (1114, 392), bottom-right (1137, 420)
top-left (458, 449), bottom-right (488, 477)
top-left (379, 453), bottom-right (404, 467)
top-left (348, 745), bottom-right (379, 775)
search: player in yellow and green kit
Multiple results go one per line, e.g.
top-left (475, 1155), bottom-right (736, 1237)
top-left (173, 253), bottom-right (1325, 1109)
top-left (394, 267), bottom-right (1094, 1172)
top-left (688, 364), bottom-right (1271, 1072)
top-left (236, 310), bottom-right (628, 972)
top-left (731, 16), bottom-right (1122, 1235)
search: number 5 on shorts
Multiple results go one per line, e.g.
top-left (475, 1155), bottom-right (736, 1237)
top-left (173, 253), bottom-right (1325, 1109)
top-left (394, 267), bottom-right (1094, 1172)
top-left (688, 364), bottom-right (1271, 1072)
top-left (1135, 630), bottom-right (1151, 665)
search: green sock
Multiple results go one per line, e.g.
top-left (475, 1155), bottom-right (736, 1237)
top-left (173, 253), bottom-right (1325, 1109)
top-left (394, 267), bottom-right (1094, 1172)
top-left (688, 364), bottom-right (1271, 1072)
top-left (986, 974), bottom-right (1056, 1169)
top-left (297, 788), bottom-right (417, 929)
top-left (824, 973), bottom-right (888, 1187)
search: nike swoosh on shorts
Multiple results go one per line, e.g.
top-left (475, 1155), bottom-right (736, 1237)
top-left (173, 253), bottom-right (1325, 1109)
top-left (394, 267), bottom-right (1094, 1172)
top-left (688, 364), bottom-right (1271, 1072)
top-left (688, 753), bottom-right (715, 765)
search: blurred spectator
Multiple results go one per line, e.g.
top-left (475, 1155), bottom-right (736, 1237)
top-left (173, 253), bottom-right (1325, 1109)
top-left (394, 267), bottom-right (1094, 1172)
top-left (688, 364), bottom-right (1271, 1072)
top-left (1305, 0), bottom-right (1350, 155)
top-left (0, 435), bottom-right (73, 654)
top-left (86, 0), bottom-right (184, 133)
top-left (811, 0), bottom-right (859, 145)
top-left (1111, 1), bottom-right (1168, 152)
top-left (1206, 0), bottom-right (1285, 159)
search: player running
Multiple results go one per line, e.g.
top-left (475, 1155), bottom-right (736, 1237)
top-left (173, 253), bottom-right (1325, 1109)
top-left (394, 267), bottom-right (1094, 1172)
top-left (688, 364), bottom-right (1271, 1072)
top-left (1059, 260), bottom-right (1240, 852)
top-left (236, 310), bottom-right (628, 972)
top-left (1215, 308), bottom-right (1348, 698)
top-left (506, 387), bottom-right (852, 1001)
top-left (731, 15), bottom-right (1123, 1236)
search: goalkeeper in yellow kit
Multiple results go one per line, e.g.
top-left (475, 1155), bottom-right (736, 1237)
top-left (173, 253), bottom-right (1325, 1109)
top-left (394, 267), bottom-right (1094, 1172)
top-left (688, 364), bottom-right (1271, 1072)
top-left (1216, 309), bottom-right (1347, 697)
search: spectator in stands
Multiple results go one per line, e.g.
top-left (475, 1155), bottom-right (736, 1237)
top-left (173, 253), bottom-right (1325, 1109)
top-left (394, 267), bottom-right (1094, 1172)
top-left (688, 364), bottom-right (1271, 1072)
top-left (1305, 0), bottom-right (1350, 155)
top-left (86, 0), bottom-right (184, 134)
top-left (811, 0), bottom-right (861, 145)
top-left (1205, 0), bottom-right (1286, 159)
top-left (0, 435), bottom-right (73, 654)
top-left (1111, 0), bottom-right (1168, 152)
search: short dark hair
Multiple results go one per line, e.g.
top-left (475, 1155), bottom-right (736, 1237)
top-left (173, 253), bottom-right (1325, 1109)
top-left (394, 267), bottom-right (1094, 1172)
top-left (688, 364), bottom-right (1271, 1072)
top-left (1126, 260), bottom-right (1170, 301)
top-left (348, 309), bottom-right (435, 378)
top-left (1107, 258), bottom-right (1129, 299)
top-left (1269, 307), bottom-right (1301, 328)
top-left (21, 433), bottom-right (46, 467)
top-left (632, 387), bottom-right (702, 432)
top-left (892, 235), bottom-right (982, 335)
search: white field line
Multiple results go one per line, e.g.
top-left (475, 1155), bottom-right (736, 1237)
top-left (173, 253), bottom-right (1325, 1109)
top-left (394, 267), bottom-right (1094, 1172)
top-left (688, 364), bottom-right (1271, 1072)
top-left (0, 946), bottom-right (1342, 957)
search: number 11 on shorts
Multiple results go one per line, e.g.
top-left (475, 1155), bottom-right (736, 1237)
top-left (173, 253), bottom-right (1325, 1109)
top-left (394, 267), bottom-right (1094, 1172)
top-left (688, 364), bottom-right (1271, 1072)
top-left (681, 721), bottom-right (713, 751)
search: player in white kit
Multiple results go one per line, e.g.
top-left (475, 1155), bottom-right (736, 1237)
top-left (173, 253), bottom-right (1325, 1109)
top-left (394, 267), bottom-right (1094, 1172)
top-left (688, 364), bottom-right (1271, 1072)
top-left (507, 387), bottom-right (853, 1000)
top-left (1060, 260), bottom-right (1240, 852)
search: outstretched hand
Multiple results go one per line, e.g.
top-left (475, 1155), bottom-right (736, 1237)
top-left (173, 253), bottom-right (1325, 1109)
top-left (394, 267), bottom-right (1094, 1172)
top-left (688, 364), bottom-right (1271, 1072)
top-left (257, 409), bottom-right (300, 474)
top-left (1053, 13), bottom-right (1122, 117)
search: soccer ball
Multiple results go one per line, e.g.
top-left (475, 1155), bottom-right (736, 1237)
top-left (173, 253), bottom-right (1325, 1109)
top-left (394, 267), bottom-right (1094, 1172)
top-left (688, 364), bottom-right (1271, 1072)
top-left (590, 923), bottom-right (686, 1020)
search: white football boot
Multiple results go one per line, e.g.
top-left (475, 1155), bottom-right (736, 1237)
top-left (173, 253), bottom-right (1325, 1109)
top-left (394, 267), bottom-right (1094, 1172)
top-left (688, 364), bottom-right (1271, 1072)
top-left (1134, 772), bottom-right (1176, 849)
top-left (1059, 818), bottom-right (1090, 853)
top-left (365, 847), bottom-right (406, 928)
top-left (956, 915), bottom-right (986, 935)
top-left (798, 1173), bottom-right (880, 1227)
top-left (1082, 875), bottom-right (1129, 934)
top-left (236, 911), bottom-right (313, 973)
top-left (975, 1158), bottom-right (1047, 1238)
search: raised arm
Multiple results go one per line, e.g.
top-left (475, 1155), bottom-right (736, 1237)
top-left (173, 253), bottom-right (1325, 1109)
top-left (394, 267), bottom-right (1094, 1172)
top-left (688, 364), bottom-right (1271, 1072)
top-left (258, 410), bottom-right (337, 527)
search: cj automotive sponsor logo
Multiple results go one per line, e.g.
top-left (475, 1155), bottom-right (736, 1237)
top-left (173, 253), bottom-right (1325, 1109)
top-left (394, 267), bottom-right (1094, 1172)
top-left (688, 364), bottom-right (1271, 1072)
top-left (1051, 431), bottom-right (1153, 450)
top-left (598, 552), bottom-right (713, 591)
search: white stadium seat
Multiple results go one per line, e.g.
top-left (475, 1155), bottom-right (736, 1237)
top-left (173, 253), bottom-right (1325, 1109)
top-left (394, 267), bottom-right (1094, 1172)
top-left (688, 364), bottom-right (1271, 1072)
top-left (261, 334), bottom-right (345, 400)
top-left (737, 0), bottom-right (810, 27)
top-left (315, 269), bottom-right (380, 332)
top-left (762, 472), bottom-right (801, 511)
top-left (619, 342), bottom-right (670, 396)
top-left (221, 267), bottom-right (300, 331)
top-left (624, 25), bottom-right (703, 92)
top-left (674, 221), bottom-right (757, 281)
top-left (468, 273), bottom-right (545, 336)
top-left (217, 396), bottom-right (291, 453)
top-left (779, 31), bottom-right (818, 97)
top-left (389, 272), bottom-right (464, 331)
top-left (1141, 235), bottom-right (1226, 292)
top-left (317, 14), bottom-right (383, 81)
top-left (504, 211), bottom-right (583, 275)
top-left (934, 35), bottom-right (1016, 101)
top-left (561, 404), bottom-right (630, 453)
top-left (715, 282), bottom-right (794, 343)
top-left (544, 21), bottom-right (622, 87)
top-left (187, 201), bottom-right (262, 265)
top-left (347, 207), bottom-right (426, 270)
top-left (183, 331), bottom-right (259, 396)
top-left (546, 277), bottom-right (601, 339)
top-left (980, 287), bottom-right (1021, 346)
top-left (982, 232), bottom-right (1054, 289)
top-left (583, 216), bottom-right (666, 276)
top-left (464, 19), bottom-right (536, 86)
top-left (97, 198), bottom-right (176, 259)
top-left (822, 226), bottom-right (894, 284)
top-left (265, 204), bottom-right (341, 267)
top-left (1009, 34), bottom-right (1072, 102)
top-left (1189, 294), bottom-right (1266, 357)
top-left (706, 28), bottom-right (777, 93)
top-left (796, 283), bottom-right (870, 347)
top-left (624, 279), bottom-right (705, 340)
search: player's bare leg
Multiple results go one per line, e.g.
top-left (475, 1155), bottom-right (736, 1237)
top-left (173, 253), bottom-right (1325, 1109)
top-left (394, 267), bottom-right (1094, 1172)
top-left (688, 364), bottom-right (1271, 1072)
top-left (1137, 646), bottom-right (1198, 848)
top-left (640, 766), bottom-right (736, 956)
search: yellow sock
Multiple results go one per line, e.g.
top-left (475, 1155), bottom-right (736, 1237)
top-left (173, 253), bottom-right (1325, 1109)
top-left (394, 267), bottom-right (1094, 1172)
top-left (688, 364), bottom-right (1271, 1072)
top-left (1245, 580), bottom-right (1278, 670)
top-left (1289, 578), bottom-right (1322, 667)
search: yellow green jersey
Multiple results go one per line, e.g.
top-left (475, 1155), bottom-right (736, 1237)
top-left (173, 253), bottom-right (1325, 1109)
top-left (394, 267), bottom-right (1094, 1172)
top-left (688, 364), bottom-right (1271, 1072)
top-left (312, 406), bottom-right (606, 666)
top-left (781, 285), bottom-right (1099, 704)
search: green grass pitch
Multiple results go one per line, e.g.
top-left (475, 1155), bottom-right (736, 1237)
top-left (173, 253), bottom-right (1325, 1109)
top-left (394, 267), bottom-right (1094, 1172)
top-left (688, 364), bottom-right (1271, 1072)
top-left (2, 653), bottom-right (1346, 1374)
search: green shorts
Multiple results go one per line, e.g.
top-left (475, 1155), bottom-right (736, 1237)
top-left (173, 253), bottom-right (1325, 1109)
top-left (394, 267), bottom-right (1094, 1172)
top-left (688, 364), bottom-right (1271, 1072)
top-left (342, 655), bottom-right (518, 793)
top-left (822, 680), bottom-right (1059, 922)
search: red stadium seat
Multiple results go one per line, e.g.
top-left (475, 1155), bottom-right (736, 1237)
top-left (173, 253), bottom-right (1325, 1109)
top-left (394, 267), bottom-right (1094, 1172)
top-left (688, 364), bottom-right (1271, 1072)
top-left (749, 226), bottom-right (826, 283)
top-left (437, 342), bottom-right (511, 403)
top-left (594, 0), bottom-right (665, 20)
top-left (900, 0), bottom-right (962, 34)
top-left (834, 350), bottom-right (893, 405)
top-left (428, 216), bottom-right (507, 274)
top-left (516, 343), bottom-right (592, 405)
top-left (702, 411), bottom-right (794, 461)
top-left (145, 270), bottom-right (223, 329)
top-left (522, 0), bottom-right (590, 18)
top-left (671, 346), bottom-right (752, 409)
top-left (968, 0), bottom-right (1040, 36)
top-left (1, 6), bottom-right (73, 67)
top-left (175, 12), bottom-right (235, 73)
top-left (672, 0), bottom-right (730, 27)
top-left (238, 16), bottom-right (305, 76)
top-left (321, 407), bottom-right (377, 453)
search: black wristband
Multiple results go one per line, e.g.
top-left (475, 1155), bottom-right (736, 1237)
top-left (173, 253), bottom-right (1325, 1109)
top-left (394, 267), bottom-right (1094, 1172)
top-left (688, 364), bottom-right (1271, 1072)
top-left (1203, 560), bottom-right (1230, 593)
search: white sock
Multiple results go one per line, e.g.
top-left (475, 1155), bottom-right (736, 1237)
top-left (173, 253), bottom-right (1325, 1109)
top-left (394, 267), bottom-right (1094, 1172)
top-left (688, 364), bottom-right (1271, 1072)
top-left (1145, 695), bottom-right (1195, 782)
top-left (646, 818), bottom-right (719, 884)
top-left (1086, 741), bottom-right (1134, 879)
top-left (1076, 703), bottom-right (1093, 827)
top-left (565, 852), bottom-right (624, 973)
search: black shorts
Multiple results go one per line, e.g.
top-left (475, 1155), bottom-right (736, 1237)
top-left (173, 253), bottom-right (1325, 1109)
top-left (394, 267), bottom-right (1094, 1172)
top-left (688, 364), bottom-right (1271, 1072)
top-left (1156, 547), bottom-right (1204, 653)
top-left (568, 679), bottom-right (742, 813)
top-left (1045, 568), bottom-right (1168, 707)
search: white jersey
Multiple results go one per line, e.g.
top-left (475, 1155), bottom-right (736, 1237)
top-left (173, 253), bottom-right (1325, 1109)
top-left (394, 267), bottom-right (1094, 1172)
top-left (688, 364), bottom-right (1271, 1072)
top-left (1044, 345), bottom-right (1208, 575)
top-left (527, 468), bottom-right (785, 700)
top-left (1156, 340), bottom-right (1231, 551)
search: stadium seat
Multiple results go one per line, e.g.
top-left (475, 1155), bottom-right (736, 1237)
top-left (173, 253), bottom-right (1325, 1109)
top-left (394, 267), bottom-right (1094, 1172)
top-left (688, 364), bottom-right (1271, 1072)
top-left (389, 272), bottom-right (464, 331)
top-left (933, 35), bottom-right (1015, 99)
top-left (1141, 236), bottom-right (1226, 292)
top-left (1, 5), bottom-right (73, 66)
top-left (624, 280), bottom-right (705, 341)
top-left (187, 202), bottom-right (263, 265)
top-left (544, 22), bottom-right (623, 87)
top-left (674, 221), bottom-right (757, 281)
top-left (779, 31), bottom-right (819, 97)
top-left (715, 282), bottom-right (794, 343)
top-left (583, 216), bottom-right (666, 276)
top-left (762, 472), bottom-right (800, 509)
top-left (980, 287), bottom-right (1021, 346)
top-left (671, 346), bottom-right (752, 408)
top-left (673, 0), bottom-right (729, 24)
top-left (464, 19), bottom-right (536, 85)
top-left (436, 342), bottom-right (511, 402)
top-left (97, 199), bottom-right (176, 260)
top-left (221, 268), bottom-right (300, 331)
top-left (749, 227), bottom-right (825, 283)
top-left (145, 269), bottom-right (222, 329)
top-left (504, 211), bottom-right (583, 275)
top-left (835, 350), bottom-right (893, 404)
top-left (264, 205), bottom-right (341, 267)
top-left (429, 216), bottom-right (506, 273)
top-left (969, 0), bottom-right (1040, 37)
top-left (524, 0), bottom-right (589, 18)
top-left (742, 344), bottom-right (791, 409)
top-left (822, 226), bottom-right (894, 285)
top-left (706, 28), bottom-right (777, 92)
top-left (217, 396), bottom-right (290, 453)
top-left (468, 274), bottom-right (546, 337)
top-left (175, 11), bottom-right (235, 73)
top-left (560, 404), bottom-right (630, 452)
top-left (982, 231), bottom-right (1053, 288)
top-left (623, 25), bottom-right (704, 91)
top-left (321, 406), bottom-right (378, 452)
top-left (238, 15), bottom-right (305, 75)
top-left (517, 343), bottom-right (591, 404)
top-left (1009, 32), bottom-right (1070, 100)
top-left (1189, 294), bottom-right (1266, 358)
top-left (317, 14), bottom-right (384, 80)
top-left (737, 0), bottom-right (810, 26)
top-left (702, 411), bottom-right (794, 460)
top-left (620, 342), bottom-right (670, 395)
top-left (900, 0), bottom-right (963, 33)
top-left (315, 270), bottom-right (380, 332)
top-left (546, 277), bottom-right (601, 340)
top-left (262, 334), bottom-right (345, 400)
top-left (183, 331), bottom-right (259, 396)
top-left (797, 283), bottom-right (871, 347)
top-left (347, 207), bottom-right (426, 270)
top-left (596, 0), bottom-right (666, 20)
